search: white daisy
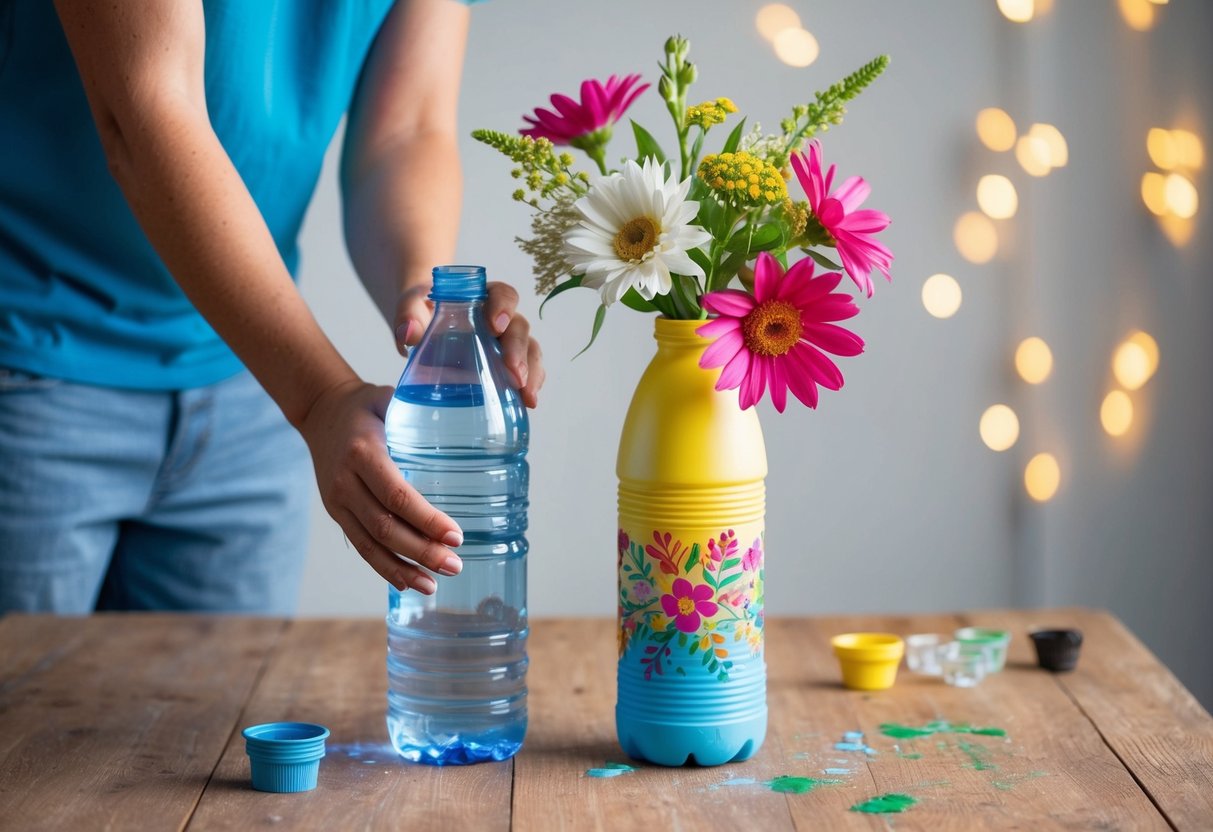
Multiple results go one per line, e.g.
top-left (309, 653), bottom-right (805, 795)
top-left (563, 157), bottom-right (712, 306)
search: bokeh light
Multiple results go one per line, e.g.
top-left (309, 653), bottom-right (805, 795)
top-left (954, 211), bottom-right (999, 264)
top-left (977, 174), bottom-right (1019, 219)
top-left (977, 108), bottom-right (1017, 152)
top-left (1016, 135), bottom-right (1052, 177)
top-left (1015, 337), bottom-right (1054, 384)
top-left (773, 28), bottom-right (820, 68)
top-left (980, 404), bottom-right (1020, 452)
top-left (1028, 123), bottom-right (1068, 168)
top-left (756, 4), bottom-right (801, 42)
top-left (922, 273), bottom-right (962, 319)
top-left (1147, 128), bottom-right (1177, 170)
top-left (1101, 390), bottom-right (1134, 437)
top-left (1164, 173), bottom-right (1199, 219)
top-left (1119, 0), bottom-right (1156, 31)
top-left (997, 0), bottom-right (1035, 23)
top-left (1171, 129), bottom-right (1205, 170)
top-left (1024, 453), bottom-right (1061, 502)
top-left (1112, 340), bottom-right (1155, 390)
top-left (1128, 331), bottom-right (1160, 377)
top-left (1141, 172), bottom-right (1168, 216)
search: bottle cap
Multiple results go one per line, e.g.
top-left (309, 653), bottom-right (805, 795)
top-left (242, 722), bottom-right (329, 793)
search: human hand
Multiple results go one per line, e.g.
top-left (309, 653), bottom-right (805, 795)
top-left (297, 379), bottom-right (464, 594)
top-left (394, 281), bottom-right (546, 408)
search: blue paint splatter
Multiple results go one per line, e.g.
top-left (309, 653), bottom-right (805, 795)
top-left (824, 767), bottom-right (853, 775)
top-left (586, 761), bottom-right (636, 778)
top-left (835, 730), bottom-right (878, 756)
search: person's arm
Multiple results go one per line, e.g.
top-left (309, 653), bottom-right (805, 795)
top-left (341, 0), bottom-right (545, 406)
top-left (54, 0), bottom-right (463, 594)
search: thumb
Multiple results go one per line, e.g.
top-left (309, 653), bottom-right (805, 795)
top-left (394, 286), bottom-right (433, 356)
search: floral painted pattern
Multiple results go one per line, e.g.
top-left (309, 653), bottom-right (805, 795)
top-left (618, 527), bottom-right (765, 681)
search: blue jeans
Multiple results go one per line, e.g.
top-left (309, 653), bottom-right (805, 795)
top-left (0, 368), bottom-right (312, 614)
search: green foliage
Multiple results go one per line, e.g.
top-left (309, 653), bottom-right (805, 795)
top-left (771, 55), bottom-right (891, 165)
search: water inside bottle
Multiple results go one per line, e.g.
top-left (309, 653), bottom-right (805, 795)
top-left (385, 384), bottom-right (529, 765)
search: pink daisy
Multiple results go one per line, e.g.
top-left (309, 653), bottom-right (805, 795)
top-left (520, 74), bottom-right (649, 145)
top-left (697, 252), bottom-right (864, 413)
top-left (791, 140), bottom-right (893, 298)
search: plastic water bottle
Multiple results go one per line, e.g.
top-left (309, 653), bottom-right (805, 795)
top-left (383, 265), bottom-right (529, 765)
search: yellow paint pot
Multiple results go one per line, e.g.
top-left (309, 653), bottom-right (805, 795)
top-left (831, 633), bottom-right (906, 691)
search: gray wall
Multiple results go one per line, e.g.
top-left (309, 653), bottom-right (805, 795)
top-left (296, 1), bottom-right (1213, 707)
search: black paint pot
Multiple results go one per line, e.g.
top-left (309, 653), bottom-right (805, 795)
top-left (1029, 628), bottom-right (1083, 672)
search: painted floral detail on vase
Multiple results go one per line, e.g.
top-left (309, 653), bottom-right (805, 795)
top-left (618, 528), bottom-right (765, 681)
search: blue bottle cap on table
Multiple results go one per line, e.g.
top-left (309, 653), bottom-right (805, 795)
top-left (242, 722), bottom-right (330, 793)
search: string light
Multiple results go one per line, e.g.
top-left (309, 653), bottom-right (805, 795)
top-left (980, 404), bottom-right (1020, 452)
top-left (977, 174), bottom-right (1019, 219)
top-left (1119, 0), bottom-right (1156, 31)
top-left (1015, 337), bottom-right (1053, 384)
top-left (1171, 129), bottom-right (1204, 170)
top-left (756, 4), bottom-right (801, 42)
top-left (1147, 128), bottom-right (1178, 170)
top-left (997, 0), bottom-right (1035, 23)
top-left (1164, 173), bottom-right (1199, 219)
top-left (773, 28), bottom-right (820, 68)
top-left (1113, 338), bottom-right (1157, 390)
top-left (1028, 123), bottom-right (1068, 168)
top-left (1024, 453), bottom-right (1061, 502)
top-left (922, 273), bottom-right (962, 319)
top-left (954, 211), bottom-right (999, 263)
top-left (1140, 172), bottom-right (1168, 216)
top-left (977, 108), bottom-right (1017, 152)
top-left (1101, 390), bottom-right (1134, 437)
top-left (1128, 331), bottom-right (1160, 377)
top-left (1016, 135), bottom-right (1052, 177)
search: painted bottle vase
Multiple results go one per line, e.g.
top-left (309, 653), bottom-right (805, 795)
top-left (615, 317), bottom-right (768, 767)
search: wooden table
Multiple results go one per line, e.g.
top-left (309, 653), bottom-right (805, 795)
top-left (1, 610), bottom-right (1211, 831)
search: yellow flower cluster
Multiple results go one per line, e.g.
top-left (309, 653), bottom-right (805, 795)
top-left (685, 97), bottom-right (738, 129)
top-left (697, 151), bottom-right (787, 205)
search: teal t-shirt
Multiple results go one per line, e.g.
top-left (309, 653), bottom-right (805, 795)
top-left (0, 0), bottom-right (395, 389)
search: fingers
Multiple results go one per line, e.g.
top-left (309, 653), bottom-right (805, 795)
top-left (394, 286), bottom-right (434, 355)
top-left (486, 281), bottom-right (520, 335)
top-left (346, 474), bottom-right (463, 576)
top-left (499, 315), bottom-right (531, 391)
top-left (352, 437), bottom-right (465, 564)
top-left (334, 508), bottom-right (438, 594)
top-left (521, 338), bottom-right (545, 408)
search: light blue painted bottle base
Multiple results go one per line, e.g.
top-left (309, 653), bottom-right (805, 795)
top-left (616, 712), bottom-right (766, 767)
top-left (616, 648), bottom-right (767, 767)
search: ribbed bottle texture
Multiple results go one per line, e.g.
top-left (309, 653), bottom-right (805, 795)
top-left (615, 318), bottom-right (768, 767)
top-left (383, 266), bottom-right (529, 766)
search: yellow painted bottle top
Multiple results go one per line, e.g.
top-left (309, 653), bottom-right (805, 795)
top-left (617, 318), bottom-right (767, 487)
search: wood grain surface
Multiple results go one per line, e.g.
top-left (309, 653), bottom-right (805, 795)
top-left (0, 614), bottom-right (283, 832)
top-left (1, 610), bottom-right (1209, 831)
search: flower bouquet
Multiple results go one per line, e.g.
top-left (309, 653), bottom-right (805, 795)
top-left (473, 36), bottom-right (892, 412)
top-left (474, 37), bottom-right (893, 767)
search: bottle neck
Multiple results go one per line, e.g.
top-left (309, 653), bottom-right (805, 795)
top-left (653, 317), bottom-right (708, 353)
top-left (430, 265), bottom-right (487, 303)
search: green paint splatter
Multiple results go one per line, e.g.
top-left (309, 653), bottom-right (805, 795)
top-left (881, 724), bottom-right (936, 739)
top-left (957, 740), bottom-right (997, 771)
top-left (880, 721), bottom-right (1006, 740)
top-left (851, 793), bottom-right (918, 814)
top-left (766, 775), bottom-right (841, 794)
top-left (898, 752), bottom-right (923, 760)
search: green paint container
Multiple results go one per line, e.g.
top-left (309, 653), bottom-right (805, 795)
top-left (954, 627), bottom-right (1011, 673)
